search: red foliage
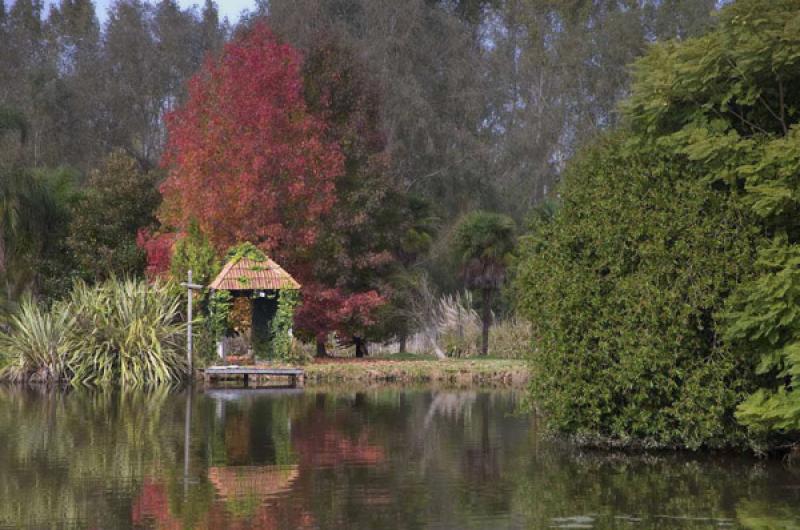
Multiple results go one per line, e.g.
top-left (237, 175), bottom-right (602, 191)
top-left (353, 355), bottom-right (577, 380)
top-left (157, 23), bottom-right (392, 343)
top-left (137, 229), bottom-right (175, 280)
top-left (159, 22), bottom-right (342, 259)
top-left (294, 283), bottom-right (384, 341)
top-left (291, 407), bottom-right (386, 468)
top-left (132, 480), bottom-right (182, 530)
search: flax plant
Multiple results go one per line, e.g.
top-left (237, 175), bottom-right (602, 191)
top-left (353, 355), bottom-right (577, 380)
top-left (0, 278), bottom-right (188, 386)
top-left (0, 297), bottom-right (75, 382)
top-left (68, 278), bottom-right (188, 386)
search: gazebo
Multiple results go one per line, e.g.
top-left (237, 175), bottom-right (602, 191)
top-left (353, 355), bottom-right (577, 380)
top-left (209, 247), bottom-right (301, 360)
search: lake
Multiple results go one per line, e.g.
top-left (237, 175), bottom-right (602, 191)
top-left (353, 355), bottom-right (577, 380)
top-left (0, 386), bottom-right (798, 529)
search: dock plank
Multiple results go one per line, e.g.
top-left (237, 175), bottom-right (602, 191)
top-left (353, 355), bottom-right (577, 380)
top-left (202, 365), bottom-right (305, 388)
top-left (204, 366), bottom-right (304, 375)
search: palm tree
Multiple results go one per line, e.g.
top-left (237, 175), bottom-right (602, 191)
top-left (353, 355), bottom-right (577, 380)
top-left (0, 107), bottom-right (57, 313)
top-left (453, 211), bottom-right (516, 356)
top-left (0, 170), bottom-right (49, 310)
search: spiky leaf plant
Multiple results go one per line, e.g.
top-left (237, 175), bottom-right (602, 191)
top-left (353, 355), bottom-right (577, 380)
top-left (0, 297), bottom-right (75, 382)
top-left (1, 278), bottom-right (188, 386)
top-left (68, 278), bottom-right (188, 386)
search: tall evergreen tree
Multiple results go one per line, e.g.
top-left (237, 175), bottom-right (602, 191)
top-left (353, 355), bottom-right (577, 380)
top-left (199, 0), bottom-right (225, 55)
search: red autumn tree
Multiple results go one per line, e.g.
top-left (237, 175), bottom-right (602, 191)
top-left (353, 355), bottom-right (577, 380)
top-left (155, 22), bottom-right (401, 355)
top-left (294, 284), bottom-right (385, 356)
top-left (136, 229), bottom-right (175, 280)
top-left (159, 22), bottom-right (343, 260)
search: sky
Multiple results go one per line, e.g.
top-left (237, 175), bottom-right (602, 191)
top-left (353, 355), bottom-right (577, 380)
top-left (87, 0), bottom-right (256, 24)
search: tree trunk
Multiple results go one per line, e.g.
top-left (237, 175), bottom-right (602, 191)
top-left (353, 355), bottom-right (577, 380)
top-left (315, 336), bottom-right (327, 358)
top-left (354, 392), bottom-right (366, 408)
top-left (399, 334), bottom-right (407, 354)
top-left (481, 289), bottom-right (492, 356)
top-left (354, 336), bottom-right (368, 358)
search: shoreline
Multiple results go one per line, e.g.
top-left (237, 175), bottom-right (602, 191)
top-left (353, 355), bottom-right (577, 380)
top-left (1, 357), bottom-right (530, 388)
top-left (195, 358), bottom-right (530, 388)
top-left (302, 358), bottom-right (529, 387)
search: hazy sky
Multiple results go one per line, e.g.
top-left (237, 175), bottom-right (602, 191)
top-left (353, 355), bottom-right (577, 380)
top-left (91, 0), bottom-right (255, 24)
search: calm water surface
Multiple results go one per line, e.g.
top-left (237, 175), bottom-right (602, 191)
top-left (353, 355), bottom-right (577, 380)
top-left (0, 386), bottom-right (799, 529)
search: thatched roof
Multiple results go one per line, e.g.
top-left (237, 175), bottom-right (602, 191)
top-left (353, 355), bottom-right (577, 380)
top-left (209, 256), bottom-right (301, 291)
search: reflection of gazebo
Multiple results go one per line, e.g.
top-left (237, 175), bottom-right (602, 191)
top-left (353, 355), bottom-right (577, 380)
top-left (208, 465), bottom-right (300, 522)
top-left (209, 251), bottom-right (301, 359)
top-left (208, 465), bottom-right (299, 499)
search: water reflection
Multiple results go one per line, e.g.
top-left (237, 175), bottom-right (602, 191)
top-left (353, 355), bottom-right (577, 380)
top-left (0, 386), bottom-right (800, 529)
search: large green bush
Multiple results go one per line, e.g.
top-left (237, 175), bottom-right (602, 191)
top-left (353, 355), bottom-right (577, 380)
top-left (515, 138), bottom-right (762, 449)
top-left (516, 0), bottom-right (800, 448)
top-left (624, 0), bottom-right (800, 442)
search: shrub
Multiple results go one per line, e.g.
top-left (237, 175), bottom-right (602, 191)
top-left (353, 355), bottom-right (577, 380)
top-left (0, 278), bottom-right (188, 386)
top-left (408, 280), bottom-right (481, 358)
top-left (68, 279), bottom-right (187, 386)
top-left (488, 317), bottom-right (532, 360)
top-left (514, 138), bottom-right (761, 449)
top-left (0, 297), bottom-right (75, 382)
top-left (287, 339), bottom-right (315, 365)
top-left (434, 292), bottom-right (482, 358)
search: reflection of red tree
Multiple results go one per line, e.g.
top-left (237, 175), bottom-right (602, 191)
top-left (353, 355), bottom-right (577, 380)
top-left (289, 408), bottom-right (394, 510)
top-left (130, 409), bottom-right (386, 528)
top-left (132, 480), bottom-right (182, 530)
top-left (131, 477), bottom-right (315, 530)
top-left (291, 411), bottom-right (385, 468)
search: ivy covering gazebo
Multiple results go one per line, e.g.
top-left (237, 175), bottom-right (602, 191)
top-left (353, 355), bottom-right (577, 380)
top-left (209, 244), bottom-right (300, 361)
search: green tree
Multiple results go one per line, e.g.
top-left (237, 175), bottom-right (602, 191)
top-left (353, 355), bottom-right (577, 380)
top-left (453, 210), bottom-right (515, 356)
top-left (67, 151), bottom-right (159, 281)
top-left (29, 166), bottom-right (80, 300)
top-left (388, 195), bottom-right (437, 353)
top-left (515, 0), bottom-right (800, 448)
top-left (169, 220), bottom-right (219, 287)
top-left (0, 108), bottom-right (74, 309)
top-left (0, 166), bottom-right (75, 309)
top-left (515, 137), bottom-right (761, 449)
top-left (0, 106), bottom-right (26, 146)
top-left (298, 34), bottom-right (402, 354)
top-left (625, 0), bottom-right (800, 440)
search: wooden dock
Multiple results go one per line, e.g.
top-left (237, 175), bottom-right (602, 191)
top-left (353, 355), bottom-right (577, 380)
top-left (202, 366), bottom-right (304, 388)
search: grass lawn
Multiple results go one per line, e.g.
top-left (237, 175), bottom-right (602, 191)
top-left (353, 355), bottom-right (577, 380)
top-left (304, 356), bottom-right (529, 387)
